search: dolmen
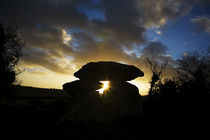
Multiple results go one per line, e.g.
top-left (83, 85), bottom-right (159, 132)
top-left (63, 61), bottom-right (144, 122)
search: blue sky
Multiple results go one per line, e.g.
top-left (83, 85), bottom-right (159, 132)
top-left (146, 5), bottom-right (210, 59)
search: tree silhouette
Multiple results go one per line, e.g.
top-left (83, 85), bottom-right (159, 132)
top-left (0, 23), bottom-right (24, 95)
top-left (176, 51), bottom-right (210, 93)
top-left (142, 41), bottom-right (169, 95)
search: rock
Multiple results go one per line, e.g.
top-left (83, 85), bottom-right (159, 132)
top-left (63, 80), bottom-right (102, 97)
top-left (63, 80), bottom-right (143, 122)
top-left (62, 61), bottom-right (144, 123)
top-left (74, 61), bottom-right (144, 81)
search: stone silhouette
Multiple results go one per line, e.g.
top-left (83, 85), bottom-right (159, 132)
top-left (63, 61), bottom-right (144, 122)
top-left (74, 61), bottom-right (144, 81)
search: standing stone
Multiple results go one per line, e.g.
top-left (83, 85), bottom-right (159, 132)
top-left (63, 61), bottom-right (144, 122)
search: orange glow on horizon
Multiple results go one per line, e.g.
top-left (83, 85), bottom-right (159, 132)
top-left (17, 70), bottom-right (150, 96)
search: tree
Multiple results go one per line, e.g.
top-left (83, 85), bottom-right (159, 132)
top-left (142, 41), bottom-right (169, 95)
top-left (176, 50), bottom-right (210, 93)
top-left (0, 23), bottom-right (24, 89)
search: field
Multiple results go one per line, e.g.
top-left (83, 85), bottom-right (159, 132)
top-left (0, 85), bottom-right (209, 140)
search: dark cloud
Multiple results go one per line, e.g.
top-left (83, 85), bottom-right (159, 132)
top-left (0, 0), bottom-right (88, 28)
top-left (90, 0), bottom-right (145, 44)
top-left (89, 0), bottom-right (194, 44)
top-left (191, 16), bottom-right (210, 34)
top-left (196, 0), bottom-right (210, 10)
top-left (20, 24), bottom-right (73, 57)
top-left (0, 0), bottom-right (86, 73)
top-left (20, 46), bottom-right (73, 74)
top-left (137, 0), bottom-right (194, 27)
top-left (0, 0), bottom-right (197, 75)
top-left (70, 32), bottom-right (134, 66)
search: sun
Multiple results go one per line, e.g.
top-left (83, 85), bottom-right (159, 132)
top-left (96, 81), bottom-right (110, 94)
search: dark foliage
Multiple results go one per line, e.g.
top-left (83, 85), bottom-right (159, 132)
top-left (0, 23), bottom-right (24, 97)
top-left (143, 51), bottom-right (210, 139)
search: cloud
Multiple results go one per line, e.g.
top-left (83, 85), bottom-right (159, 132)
top-left (89, 0), bottom-right (146, 44)
top-left (0, 0), bottom-right (195, 77)
top-left (20, 46), bottom-right (74, 75)
top-left (191, 16), bottom-right (210, 34)
top-left (89, 0), bottom-right (194, 44)
top-left (156, 30), bottom-right (162, 35)
top-left (196, 0), bottom-right (210, 10)
top-left (0, 0), bottom-right (88, 28)
top-left (136, 0), bottom-right (194, 28)
top-left (69, 32), bottom-right (137, 68)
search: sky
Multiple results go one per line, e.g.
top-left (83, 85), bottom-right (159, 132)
top-left (1, 0), bottom-right (210, 95)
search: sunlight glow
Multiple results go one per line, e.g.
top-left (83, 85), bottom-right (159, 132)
top-left (156, 30), bottom-right (162, 35)
top-left (128, 79), bottom-right (150, 96)
top-left (62, 29), bottom-right (72, 45)
top-left (96, 81), bottom-right (110, 94)
top-left (159, 18), bottom-right (166, 26)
